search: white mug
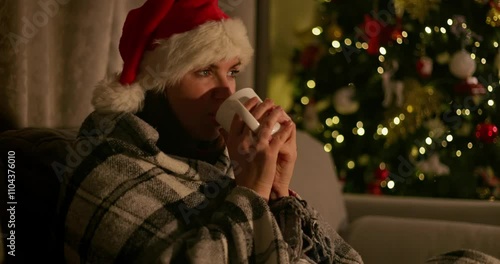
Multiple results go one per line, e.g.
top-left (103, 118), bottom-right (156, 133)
top-left (216, 88), bottom-right (281, 134)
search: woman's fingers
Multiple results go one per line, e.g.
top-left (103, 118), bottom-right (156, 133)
top-left (269, 119), bottom-right (294, 149)
top-left (249, 98), bottom-right (274, 119)
top-left (229, 95), bottom-right (293, 151)
top-left (256, 106), bottom-right (285, 143)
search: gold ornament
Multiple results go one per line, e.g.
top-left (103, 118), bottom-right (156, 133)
top-left (486, 2), bottom-right (500, 27)
top-left (394, 0), bottom-right (441, 23)
top-left (384, 78), bottom-right (443, 145)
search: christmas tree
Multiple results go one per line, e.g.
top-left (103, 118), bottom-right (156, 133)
top-left (288, 0), bottom-right (500, 200)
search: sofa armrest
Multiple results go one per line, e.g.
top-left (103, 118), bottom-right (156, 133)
top-left (344, 194), bottom-right (500, 227)
top-left (346, 215), bottom-right (500, 264)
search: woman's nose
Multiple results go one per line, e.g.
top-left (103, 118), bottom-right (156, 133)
top-left (213, 74), bottom-right (235, 100)
top-left (212, 85), bottom-right (232, 101)
top-left (215, 73), bottom-right (232, 89)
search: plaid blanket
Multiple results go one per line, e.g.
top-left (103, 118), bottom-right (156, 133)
top-left (425, 249), bottom-right (500, 264)
top-left (61, 112), bottom-right (363, 263)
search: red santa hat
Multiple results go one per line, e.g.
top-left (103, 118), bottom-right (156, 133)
top-left (92, 0), bottom-right (254, 113)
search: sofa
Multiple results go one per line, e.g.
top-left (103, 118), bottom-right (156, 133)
top-left (0, 127), bottom-right (499, 263)
top-left (290, 130), bottom-right (500, 264)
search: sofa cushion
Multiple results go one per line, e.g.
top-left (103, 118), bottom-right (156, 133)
top-left (344, 193), bottom-right (500, 227)
top-left (290, 130), bottom-right (348, 234)
top-left (346, 215), bottom-right (500, 264)
top-left (0, 128), bottom-right (77, 263)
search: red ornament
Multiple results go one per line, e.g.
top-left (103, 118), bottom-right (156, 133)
top-left (391, 27), bottom-right (403, 41)
top-left (367, 182), bottom-right (383, 195)
top-left (359, 14), bottom-right (402, 55)
top-left (374, 167), bottom-right (390, 180)
top-left (416, 56), bottom-right (433, 78)
top-left (360, 15), bottom-right (382, 55)
top-left (454, 77), bottom-right (486, 95)
top-left (299, 45), bottom-right (321, 69)
top-left (475, 123), bottom-right (499, 144)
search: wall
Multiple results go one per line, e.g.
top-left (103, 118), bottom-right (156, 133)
top-left (224, 0), bottom-right (256, 92)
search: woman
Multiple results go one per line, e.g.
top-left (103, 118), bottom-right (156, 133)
top-left (62, 0), bottom-right (363, 263)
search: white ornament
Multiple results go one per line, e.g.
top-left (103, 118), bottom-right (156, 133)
top-left (382, 60), bottom-right (404, 108)
top-left (416, 153), bottom-right (450, 176)
top-left (333, 85), bottom-right (360, 115)
top-left (417, 56), bottom-right (433, 78)
top-left (449, 49), bottom-right (476, 79)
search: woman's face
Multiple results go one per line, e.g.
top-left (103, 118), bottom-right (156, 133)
top-left (165, 57), bottom-right (241, 141)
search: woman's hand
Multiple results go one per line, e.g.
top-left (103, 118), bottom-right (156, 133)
top-left (271, 119), bottom-right (297, 198)
top-left (220, 98), bottom-right (295, 200)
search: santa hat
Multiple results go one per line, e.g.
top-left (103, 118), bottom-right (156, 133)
top-left (92, 0), bottom-right (254, 113)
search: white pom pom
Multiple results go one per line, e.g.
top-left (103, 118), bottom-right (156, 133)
top-left (92, 74), bottom-right (145, 113)
top-left (449, 50), bottom-right (476, 79)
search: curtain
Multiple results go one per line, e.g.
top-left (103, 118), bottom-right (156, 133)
top-left (0, 0), bottom-right (145, 130)
top-left (0, 0), bottom-right (256, 131)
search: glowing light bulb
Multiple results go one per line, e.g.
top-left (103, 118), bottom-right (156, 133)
top-left (312, 27), bottom-right (323, 35)
top-left (307, 80), bottom-right (316, 88)
top-left (324, 143), bottom-right (332, 152)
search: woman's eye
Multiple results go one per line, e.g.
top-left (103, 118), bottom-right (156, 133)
top-left (228, 70), bottom-right (240, 77)
top-left (198, 70), bottom-right (211, 76)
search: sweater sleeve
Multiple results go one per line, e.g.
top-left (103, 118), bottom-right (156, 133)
top-left (269, 196), bottom-right (364, 264)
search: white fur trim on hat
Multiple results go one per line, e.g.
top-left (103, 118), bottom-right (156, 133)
top-left (92, 74), bottom-right (145, 113)
top-left (138, 18), bottom-right (254, 91)
top-left (92, 18), bottom-right (253, 113)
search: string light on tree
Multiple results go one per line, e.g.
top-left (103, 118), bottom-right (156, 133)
top-left (289, 0), bottom-right (500, 199)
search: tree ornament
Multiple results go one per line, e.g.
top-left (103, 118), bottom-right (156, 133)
top-left (382, 60), bottom-right (405, 108)
top-left (361, 15), bottom-right (384, 55)
top-left (450, 15), bottom-right (483, 45)
top-left (299, 44), bottom-right (322, 69)
top-left (393, 0), bottom-right (441, 23)
top-left (384, 79), bottom-right (443, 145)
top-left (390, 25), bottom-right (403, 41)
top-left (486, 0), bottom-right (500, 27)
top-left (474, 166), bottom-right (500, 200)
top-left (475, 123), bottom-right (499, 143)
top-left (453, 77), bottom-right (486, 95)
top-left (332, 84), bottom-right (360, 115)
top-left (416, 153), bottom-right (450, 176)
top-left (416, 56), bottom-right (433, 78)
top-left (366, 182), bottom-right (383, 195)
top-left (360, 15), bottom-right (399, 55)
top-left (374, 167), bottom-right (390, 180)
top-left (475, 166), bottom-right (500, 187)
top-left (425, 118), bottom-right (446, 139)
top-left (449, 50), bottom-right (476, 79)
